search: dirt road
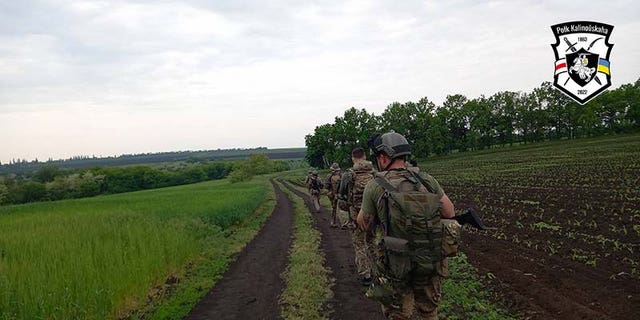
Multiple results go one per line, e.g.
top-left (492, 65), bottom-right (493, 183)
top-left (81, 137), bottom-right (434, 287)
top-left (187, 181), bottom-right (294, 320)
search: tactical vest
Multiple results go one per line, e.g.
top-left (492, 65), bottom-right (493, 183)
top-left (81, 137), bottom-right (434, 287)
top-left (375, 170), bottom-right (443, 284)
top-left (348, 162), bottom-right (374, 209)
top-left (310, 177), bottom-right (322, 190)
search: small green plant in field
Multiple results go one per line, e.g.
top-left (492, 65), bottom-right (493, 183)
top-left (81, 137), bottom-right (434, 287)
top-left (633, 225), bottom-right (640, 237)
top-left (532, 221), bottom-right (561, 232)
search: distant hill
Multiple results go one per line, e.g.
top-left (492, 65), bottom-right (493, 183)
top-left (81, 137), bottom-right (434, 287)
top-left (0, 147), bottom-right (306, 174)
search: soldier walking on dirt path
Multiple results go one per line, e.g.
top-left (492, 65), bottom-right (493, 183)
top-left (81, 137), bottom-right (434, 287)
top-left (338, 147), bottom-right (375, 286)
top-left (307, 170), bottom-right (323, 211)
top-left (357, 132), bottom-right (456, 320)
top-left (305, 169), bottom-right (312, 191)
top-left (325, 163), bottom-right (342, 228)
top-left (305, 169), bottom-right (318, 193)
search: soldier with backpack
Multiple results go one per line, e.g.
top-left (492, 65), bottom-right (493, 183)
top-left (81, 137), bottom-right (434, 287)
top-left (325, 163), bottom-right (342, 228)
top-left (338, 147), bottom-right (375, 285)
top-left (356, 132), bottom-right (456, 320)
top-left (307, 170), bottom-right (323, 212)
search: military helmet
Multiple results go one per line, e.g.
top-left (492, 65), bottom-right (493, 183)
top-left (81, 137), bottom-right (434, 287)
top-left (330, 162), bottom-right (340, 172)
top-left (367, 132), bottom-right (411, 159)
top-left (312, 170), bottom-right (318, 176)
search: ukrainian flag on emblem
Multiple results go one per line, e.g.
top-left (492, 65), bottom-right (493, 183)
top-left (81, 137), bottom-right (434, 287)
top-left (598, 58), bottom-right (610, 75)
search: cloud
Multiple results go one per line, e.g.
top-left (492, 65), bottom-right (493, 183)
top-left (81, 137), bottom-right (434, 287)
top-left (0, 0), bottom-right (639, 162)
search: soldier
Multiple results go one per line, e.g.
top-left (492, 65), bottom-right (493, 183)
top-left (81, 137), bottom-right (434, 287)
top-left (304, 169), bottom-right (314, 193)
top-left (307, 170), bottom-right (323, 211)
top-left (338, 147), bottom-right (375, 285)
top-left (325, 163), bottom-right (342, 228)
top-left (357, 132), bottom-right (455, 320)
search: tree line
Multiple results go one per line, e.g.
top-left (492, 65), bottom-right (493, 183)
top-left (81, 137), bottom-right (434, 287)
top-left (0, 155), bottom-right (290, 206)
top-left (305, 80), bottom-right (640, 168)
top-left (0, 147), bottom-right (305, 174)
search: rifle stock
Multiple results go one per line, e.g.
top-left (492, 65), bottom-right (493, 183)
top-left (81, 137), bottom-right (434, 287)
top-left (453, 208), bottom-right (487, 230)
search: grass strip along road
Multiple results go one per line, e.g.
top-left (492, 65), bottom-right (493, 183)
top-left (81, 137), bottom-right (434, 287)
top-left (276, 178), bottom-right (333, 319)
top-left (0, 177), bottom-right (275, 320)
top-left (283, 177), bottom-right (386, 320)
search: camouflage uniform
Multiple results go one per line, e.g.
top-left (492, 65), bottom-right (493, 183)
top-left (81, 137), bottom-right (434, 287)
top-left (305, 172), bottom-right (313, 193)
top-left (307, 172), bottom-right (322, 196)
top-left (340, 160), bottom-right (375, 281)
top-left (361, 169), bottom-right (446, 320)
top-left (325, 167), bottom-right (341, 227)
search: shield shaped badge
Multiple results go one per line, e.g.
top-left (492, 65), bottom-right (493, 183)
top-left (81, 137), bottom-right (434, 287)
top-left (566, 48), bottom-right (599, 87)
top-left (551, 21), bottom-right (614, 104)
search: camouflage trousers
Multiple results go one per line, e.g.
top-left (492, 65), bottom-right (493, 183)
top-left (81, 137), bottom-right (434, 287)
top-left (369, 245), bottom-right (447, 320)
top-left (350, 207), bottom-right (373, 279)
top-left (367, 236), bottom-right (449, 320)
top-left (328, 194), bottom-right (337, 224)
top-left (374, 274), bottom-right (441, 320)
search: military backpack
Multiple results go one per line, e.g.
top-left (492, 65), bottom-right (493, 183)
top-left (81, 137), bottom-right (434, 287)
top-left (348, 162), bottom-right (374, 209)
top-left (329, 173), bottom-right (341, 195)
top-left (310, 176), bottom-right (322, 190)
top-left (374, 170), bottom-right (443, 285)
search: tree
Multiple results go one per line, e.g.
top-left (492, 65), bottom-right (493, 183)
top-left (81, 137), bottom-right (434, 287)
top-left (20, 182), bottom-right (47, 203)
top-left (331, 108), bottom-right (380, 166)
top-left (442, 94), bottom-right (470, 151)
top-left (626, 79), bottom-right (640, 127)
top-left (0, 182), bottom-right (7, 205)
top-left (381, 98), bottom-right (436, 157)
top-left (305, 108), bottom-right (379, 168)
top-left (305, 123), bottom-right (335, 168)
top-left (33, 164), bottom-right (62, 183)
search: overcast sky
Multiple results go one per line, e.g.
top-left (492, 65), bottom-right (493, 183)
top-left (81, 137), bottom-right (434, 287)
top-left (1, 0), bottom-right (639, 163)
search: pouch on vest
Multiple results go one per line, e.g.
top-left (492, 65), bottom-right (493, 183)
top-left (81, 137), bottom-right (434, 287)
top-left (381, 236), bottom-right (412, 281)
top-left (442, 219), bottom-right (461, 257)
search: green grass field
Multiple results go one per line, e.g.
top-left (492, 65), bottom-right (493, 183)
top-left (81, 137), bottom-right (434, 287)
top-left (0, 178), bottom-right (270, 320)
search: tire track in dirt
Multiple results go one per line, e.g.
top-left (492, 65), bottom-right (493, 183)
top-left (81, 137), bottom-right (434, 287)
top-left (281, 180), bottom-right (385, 320)
top-left (187, 180), bottom-right (294, 320)
top-left (464, 233), bottom-right (640, 320)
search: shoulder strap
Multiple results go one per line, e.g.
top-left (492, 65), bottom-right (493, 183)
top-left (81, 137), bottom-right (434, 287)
top-left (374, 176), bottom-right (397, 237)
top-left (408, 170), bottom-right (435, 194)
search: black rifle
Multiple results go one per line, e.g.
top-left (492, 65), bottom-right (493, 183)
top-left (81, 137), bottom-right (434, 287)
top-left (453, 208), bottom-right (487, 230)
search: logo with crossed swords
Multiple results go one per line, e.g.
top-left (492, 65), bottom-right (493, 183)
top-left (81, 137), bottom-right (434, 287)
top-left (551, 21), bottom-right (614, 104)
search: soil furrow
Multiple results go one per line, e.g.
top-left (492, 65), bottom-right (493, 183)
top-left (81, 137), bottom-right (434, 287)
top-left (464, 233), bottom-right (640, 320)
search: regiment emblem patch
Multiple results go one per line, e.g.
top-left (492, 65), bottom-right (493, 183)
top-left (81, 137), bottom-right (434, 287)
top-left (550, 21), bottom-right (614, 104)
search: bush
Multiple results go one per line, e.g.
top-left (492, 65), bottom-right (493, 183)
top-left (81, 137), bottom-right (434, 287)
top-left (0, 183), bottom-right (7, 205)
top-left (21, 182), bottom-right (47, 203)
top-left (33, 165), bottom-right (62, 183)
top-left (229, 169), bottom-right (252, 183)
top-left (229, 154), bottom-right (291, 184)
top-left (1, 160), bottom-right (239, 205)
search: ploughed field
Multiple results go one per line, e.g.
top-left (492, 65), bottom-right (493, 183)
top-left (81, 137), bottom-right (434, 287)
top-left (424, 134), bottom-right (640, 319)
top-left (0, 178), bottom-right (270, 319)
